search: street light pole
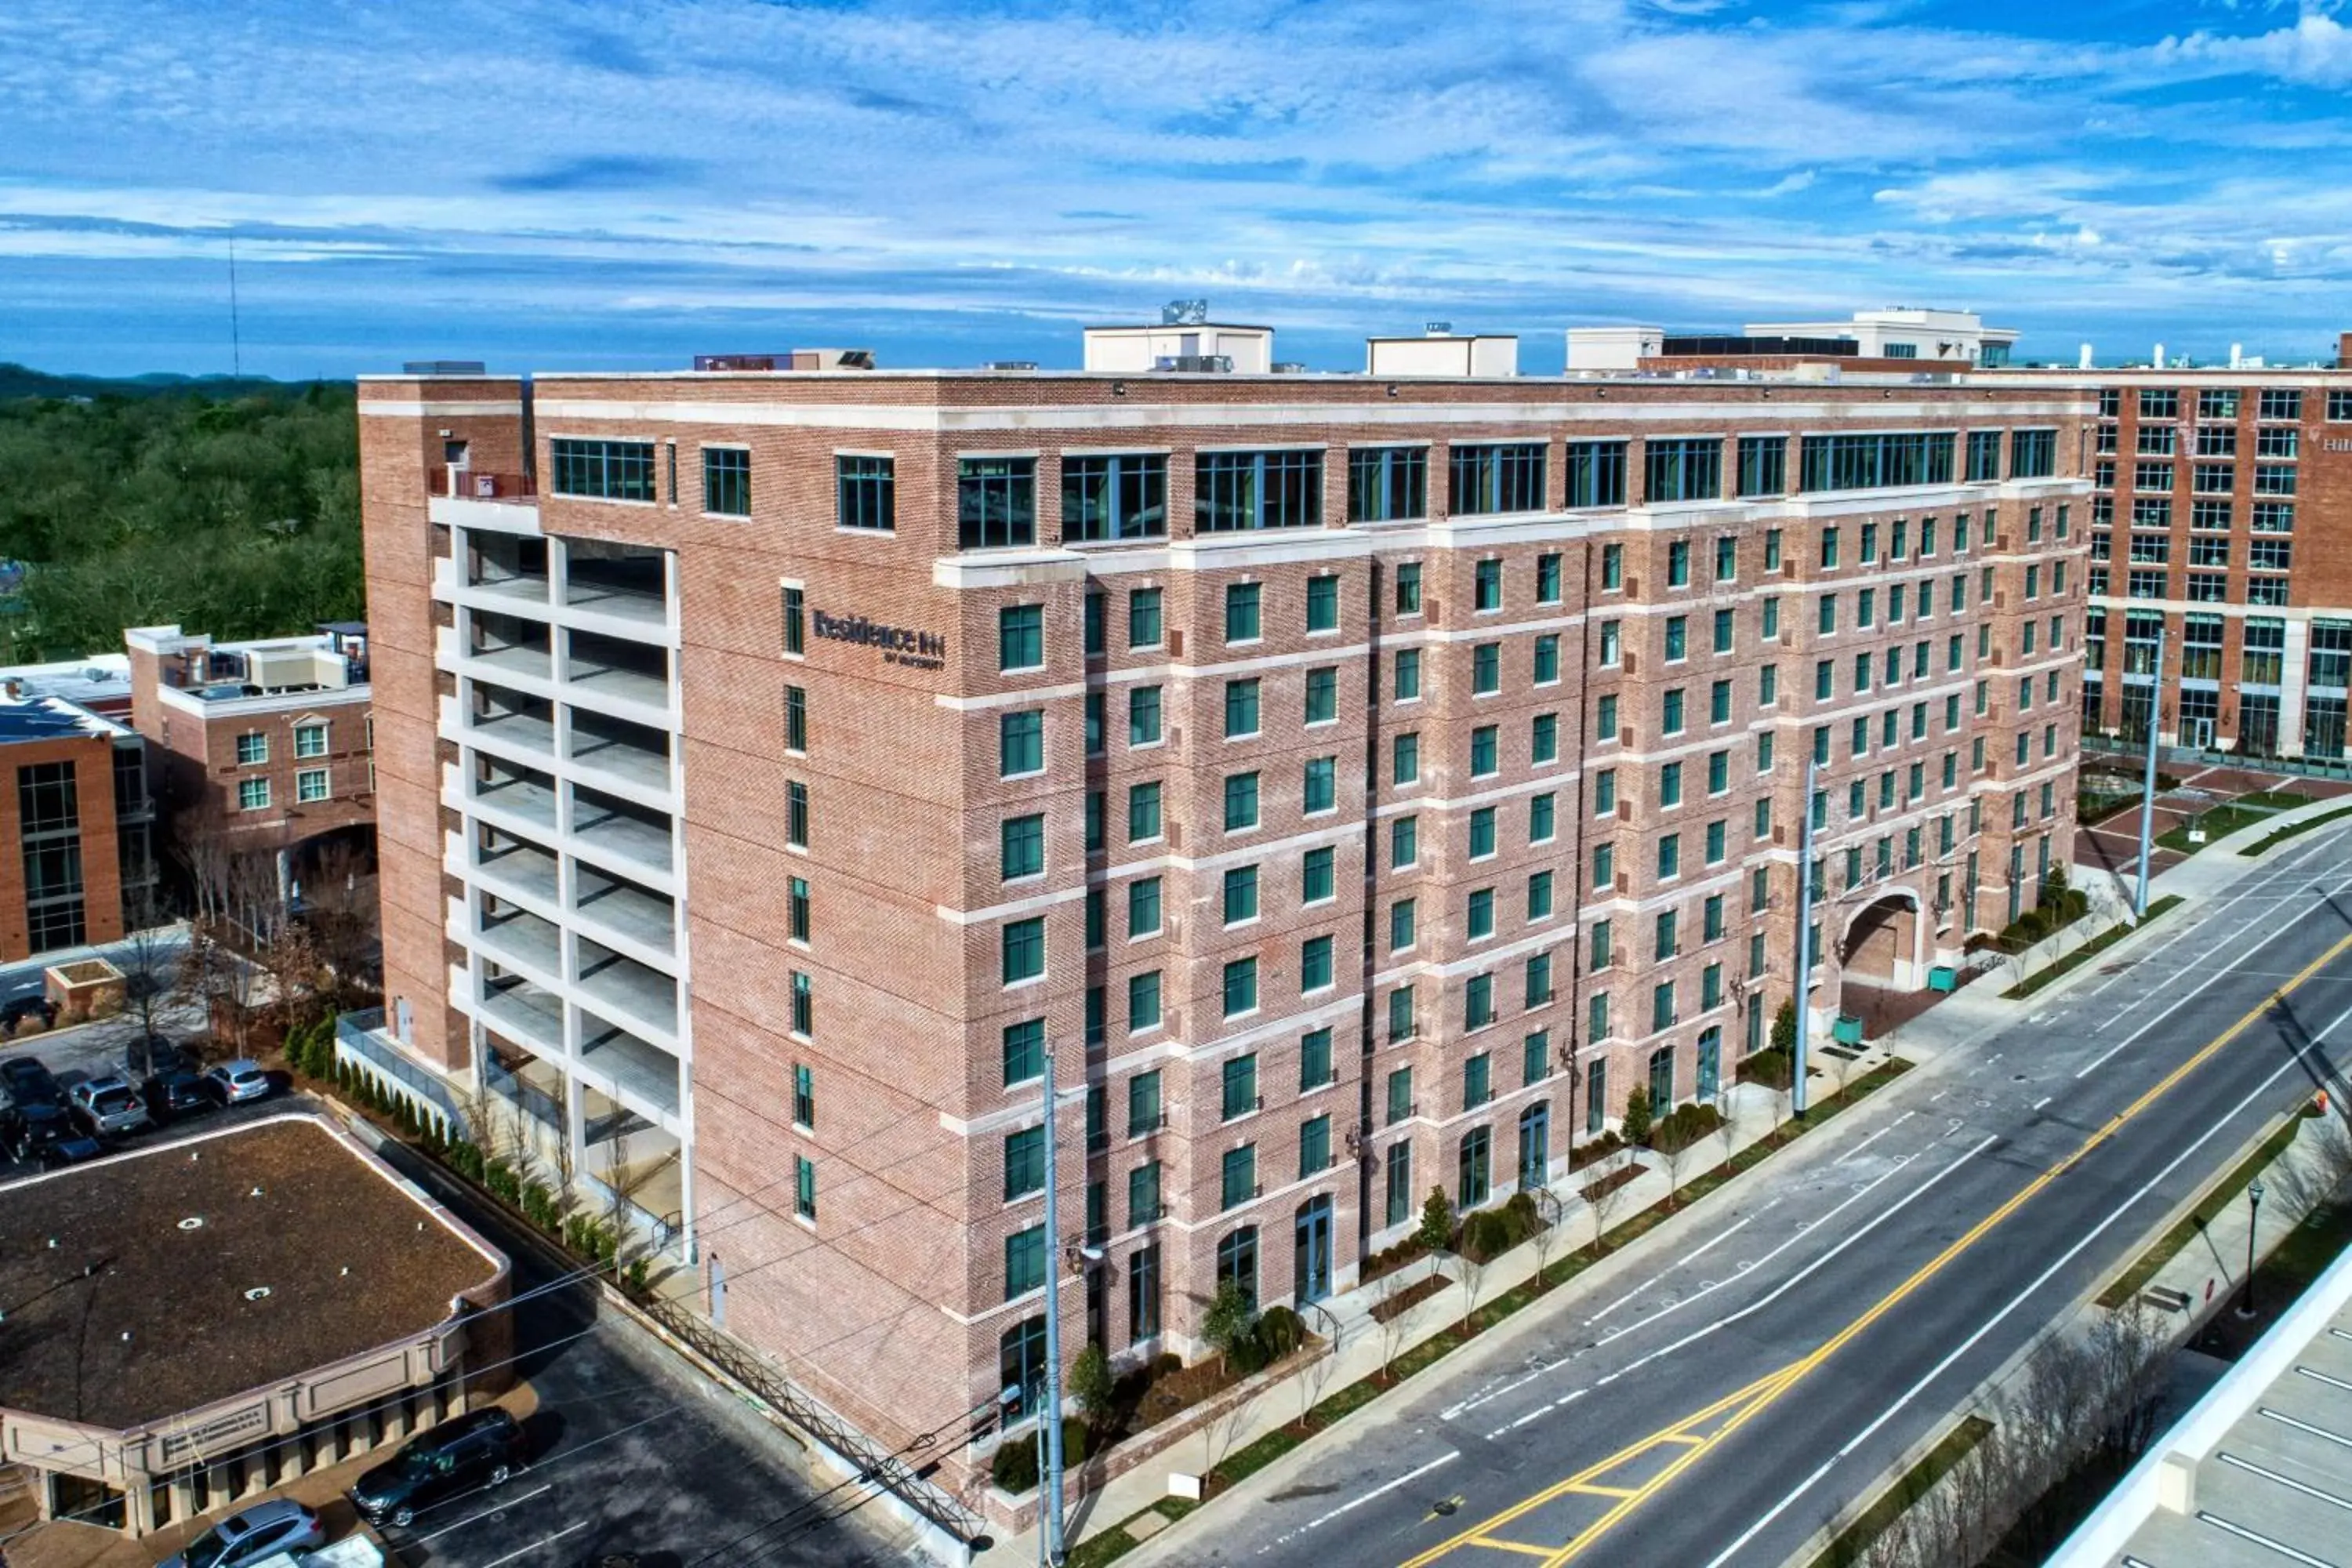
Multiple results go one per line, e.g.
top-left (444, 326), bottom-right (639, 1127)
top-left (2237, 1178), bottom-right (2265, 1321)
top-left (1039, 1047), bottom-right (1068, 1568)
top-left (2134, 625), bottom-right (2166, 919)
top-left (1792, 754), bottom-right (1819, 1120)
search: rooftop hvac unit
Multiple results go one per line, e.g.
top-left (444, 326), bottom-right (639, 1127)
top-left (1152, 354), bottom-right (1233, 373)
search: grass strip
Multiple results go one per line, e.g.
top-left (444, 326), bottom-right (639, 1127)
top-left (1804, 1415), bottom-right (1996, 1568)
top-left (2240, 800), bottom-right (2352, 857)
top-left (2155, 800), bottom-right (2281, 855)
top-left (2002, 895), bottom-right (2183, 1000)
top-left (2096, 1114), bottom-right (2304, 1309)
top-left (1054, 1060), bottom-right (1915, 1563)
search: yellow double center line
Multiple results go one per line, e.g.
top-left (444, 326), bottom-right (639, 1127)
top-left (1401, 928), bottom-right (2352, 1568)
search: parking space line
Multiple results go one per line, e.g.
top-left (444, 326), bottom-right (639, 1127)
top-left (407, 1482), bottom-right (552, 1541)
top-left (480, 1519), bottom-right (590, 1567)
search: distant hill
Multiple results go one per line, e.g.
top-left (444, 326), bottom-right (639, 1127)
top-left (0, 361), bottom-right (339, 401)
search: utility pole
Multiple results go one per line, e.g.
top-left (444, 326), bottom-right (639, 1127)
top-left (1039, 1047), bottom-right (1068, 1567)
top-left (1792, 754), bottom-right (1818, 1119)
top-left (2133, 624), bottom-right (2166, 918)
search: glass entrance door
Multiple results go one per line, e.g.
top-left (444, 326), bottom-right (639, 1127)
top-left (1293, 1196), bottom-right (1334, 1305)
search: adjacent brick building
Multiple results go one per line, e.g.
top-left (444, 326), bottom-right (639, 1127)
top-left (2057, 366), bottom-right (2352, 764)
top-left (125, 622), bottom-right (376, 899)
top-left (354, 336), bottom-right (2089, 1490)
top-left (0, 697), bottom-right (150, 962)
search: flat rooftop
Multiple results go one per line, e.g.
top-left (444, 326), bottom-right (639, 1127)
top-left (2051, 1243), bottom-right (2352, 1567)
top-left (0, 1116), bottom-right (504, 1432)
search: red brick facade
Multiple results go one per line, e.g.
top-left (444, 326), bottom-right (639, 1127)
top-left (2048, 372), bottom-right (2352, 764)
top-left (358, 366), bottom-right (2089, 1472)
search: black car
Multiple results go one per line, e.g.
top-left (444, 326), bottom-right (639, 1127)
top-left (0, 1055), bottom-right (61, 1109)
top-left (143, 1069), bottom-right (214, 1121)
top-left (1, 995), bottom-right (56, 1035)
top-left (350, 1406), bottom-right (526, 1528)
top-left (124, 1035), bottom-right (191, 1080)
top-left (2, 1102), bottom-right (74, 1162)
top-left (37, 1131), bottom-right (103, 1170)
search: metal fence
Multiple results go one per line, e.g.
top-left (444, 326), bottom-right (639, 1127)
top-left (335, 1009), bottom-right (468, 1136)
top-left (2080, 733), bottom-right (2352, 782)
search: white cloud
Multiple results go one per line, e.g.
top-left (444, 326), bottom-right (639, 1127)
top-left (2154, 6), bottom-right (2352, 85)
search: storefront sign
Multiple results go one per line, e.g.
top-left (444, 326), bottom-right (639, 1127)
top-left (813, 609), bottom-right (947, 669)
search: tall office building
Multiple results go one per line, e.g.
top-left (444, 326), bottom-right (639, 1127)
top-left (354, 330), bottom-right (2088, 1490)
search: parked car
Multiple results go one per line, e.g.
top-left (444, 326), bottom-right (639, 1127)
top-left (38, 1131), bottom-right (105, 1169)
top-left (349, 1406), bottom-right (527, 1528)
top-left (250, 1538), bottom-right (384, 1568)
top-left (203, 1059), bottom-right (273, 1105)
top-left (68, 1076), bottom-right (152, 1137)
top-left (0, 1054), bottom-right (62, 1108)
top-left (123, 1034), bottom-right (191, 1080)
top-left (158, 1499), bottom-right (325, 1568)
top-left (144, 1069), bottom-right (215, 1120)
top-left (253, 1542), bottom-right (383, 1568)
top-left (2, 1102), bottom-right (74, 1162)
top-left (0, 994), bottom-right (56, 1034)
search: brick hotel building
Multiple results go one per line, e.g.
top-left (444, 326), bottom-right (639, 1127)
top-left (354, 339), bottom-right (2089, 1481)
top-left (2063, 347), bottom-right (2352, 763)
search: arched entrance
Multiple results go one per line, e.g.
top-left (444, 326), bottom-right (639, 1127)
top-left (1837, 891), bottom-right (1927, 1040)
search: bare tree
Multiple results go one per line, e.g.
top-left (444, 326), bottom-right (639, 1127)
top-left (302, 837), bottom-right (377, 1011)
top-left (1714, 1083), bottom-right (1742, 1174)
top-left (1374, 1270), bottom-right (1428, 1383)
top-left (171, 799), bottom-right (235, 927)
top-left (1585, 1153), bottom-right (1635, 1256)
top-left (227, 843), bottom-right (285, 953)
top-left (115, 885), bottom-right (179, 1076)
top-left (1652, 1112), bottom-right (1701, 1210)
top-left (1454, 1248), bottom-right (1490, 1334)
top-left (172, 922), bottom-right (260, 1055)
top-left (1527, 1193), bottom-right (1563, 1290)
top-left (1200, 1388), bottom-right (1257, 1476)
top-left (1294, 1316), bottom-right (1341, 1425)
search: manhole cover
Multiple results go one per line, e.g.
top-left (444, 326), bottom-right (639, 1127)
top-left (1431, 1497), bottom-right (1460, 1516)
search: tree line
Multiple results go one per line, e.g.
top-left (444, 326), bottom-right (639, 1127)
top-left (0, 376), bottom-right (361, 662)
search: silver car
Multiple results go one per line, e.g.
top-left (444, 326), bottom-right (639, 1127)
top-left (159, 1498), bottom-right (324, 1568)
top-left (205, 1058), bottom-right (273, 1105)
top-left (67, 1074), bottom-right (151, 1136)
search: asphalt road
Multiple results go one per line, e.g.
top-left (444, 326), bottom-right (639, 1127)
top-left (366, 1140), bottom-right (926, 1568)
top-left (1129, 818), bottom-right (2352, 1568)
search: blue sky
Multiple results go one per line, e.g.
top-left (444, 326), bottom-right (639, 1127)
top-left (3, 0), bottom-right (2350, 377)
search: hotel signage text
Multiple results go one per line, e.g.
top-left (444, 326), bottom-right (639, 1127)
top-left (814, 609), bottom-right (947, 669)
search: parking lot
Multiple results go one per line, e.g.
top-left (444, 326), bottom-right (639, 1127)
top-left (1, 1005), bottom-right (927, 1568)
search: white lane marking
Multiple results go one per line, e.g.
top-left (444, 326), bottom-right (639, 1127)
top-left (1256, 1450), bottom-right (1460, 1552)
top-left (1699, 993), bottom-right (2352, 1568)
top-left (408, 1483), bottom-right (554, 1541)
top-left (1493, 1387), bottom-right (1589, 1439)
top-left (1834, 1112), bottom-right (1918, 1167)
top-left (1443, 1151), bottom-right (1937, 1421)
top-left (480, 1520), bottom-right (590, 1568)
top-left (2075, 874), bottom-right (2352, 1080)
top-left (1587, 1217), bottom-right (1755, 1323)
top-left (2031, 1095), bottom-right (2052, 1111)
top-left (2082, 846), bottom-right (2328, 999)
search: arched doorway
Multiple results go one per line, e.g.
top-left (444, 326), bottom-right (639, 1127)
top-left (1838, 891), bottom-right (1926, 1039)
